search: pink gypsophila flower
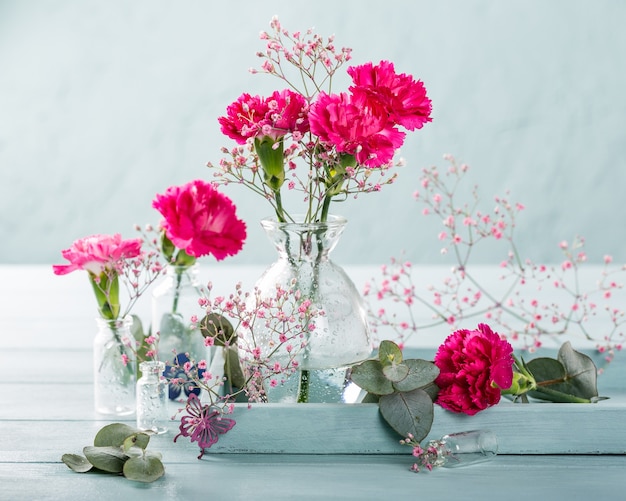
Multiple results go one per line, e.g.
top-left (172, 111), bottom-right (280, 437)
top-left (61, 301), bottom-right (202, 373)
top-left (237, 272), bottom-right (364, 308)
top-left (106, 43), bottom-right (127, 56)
top-left (218, 89), bottom-right (309, 144)
top-left (52, 234), bottom-right (142, 276)
top-left (434, 323), bottom-right (513, 416)
top-left (308, 91), bottom-right (405, 167)
top-left (348, 60), bottom-right (432, 131)
top-left (152, 180), bottom-right (247, 260)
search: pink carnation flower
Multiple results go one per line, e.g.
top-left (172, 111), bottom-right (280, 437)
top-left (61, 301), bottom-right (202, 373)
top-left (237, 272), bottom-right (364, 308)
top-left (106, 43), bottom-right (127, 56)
top-left (348, 60), bottom-right (432, 131)
top-left (52, 234), bottom-right (142, 276)
top-left (308, 91), bottom-right (405, 167)
top-left (218, 89), bottom-right (309, 144)
top-left (152, 180), bottom-right (247, 260)
top-left (434, 323), bottom-right (513, 416)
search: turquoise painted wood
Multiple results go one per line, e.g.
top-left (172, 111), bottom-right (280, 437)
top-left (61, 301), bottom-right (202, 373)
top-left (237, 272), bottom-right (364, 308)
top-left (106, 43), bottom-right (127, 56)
top-left (1, 265), bottom-right (626, 500)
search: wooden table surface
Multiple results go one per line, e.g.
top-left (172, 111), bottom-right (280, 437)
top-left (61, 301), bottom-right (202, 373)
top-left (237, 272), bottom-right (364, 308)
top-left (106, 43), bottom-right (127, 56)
top-left (1, 265), bottom-right (625, 500)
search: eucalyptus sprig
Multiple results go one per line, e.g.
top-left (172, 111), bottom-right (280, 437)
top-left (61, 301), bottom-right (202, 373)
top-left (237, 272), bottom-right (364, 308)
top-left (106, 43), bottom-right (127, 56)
top-left (504, 341), bottom-right (608, 404)
top-left (62, 423), bottom-right (165, 483)
top-left (351, 340), bottom-right (440, 443)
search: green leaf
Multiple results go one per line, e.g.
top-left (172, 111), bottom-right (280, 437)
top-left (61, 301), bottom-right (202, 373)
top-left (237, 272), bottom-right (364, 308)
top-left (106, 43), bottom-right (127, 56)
top-left (224, 345), bottom-right (246, 392)
top-left (557, 341), bottom-right (600, 400)
top-left (382, 363), bottom-right (409, 382)
top-left (350, 359), bottom-right (394, 395)
top-left (392, 359), bottom-right (440, 392)
top-left (122, 433), bottom-right (150, 452)
top-left (526, 357), bottom-right (565, 385)
top-left (526, 342), bottom-right (602, 403)
top-left (94, 423), bottom-right (141, 447)
top-left (200, 313), bottom-right (236, 346)
top-left (379, 389), bottom-right (434, 441)
top-left (83, 446), bottom-right (128, 473)
top-left (123, 453), bottom-right (165, 483)
top-left (61, 453), bottom-right (93, 473)
top-left (361, 392), bottom-right (380, 403)
top-left (378, 340), bottom-right (403, 366)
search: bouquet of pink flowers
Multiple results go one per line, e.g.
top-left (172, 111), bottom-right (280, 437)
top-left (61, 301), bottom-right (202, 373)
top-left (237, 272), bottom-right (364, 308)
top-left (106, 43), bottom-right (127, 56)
top-left (210, 16), bottom-right (432, 223)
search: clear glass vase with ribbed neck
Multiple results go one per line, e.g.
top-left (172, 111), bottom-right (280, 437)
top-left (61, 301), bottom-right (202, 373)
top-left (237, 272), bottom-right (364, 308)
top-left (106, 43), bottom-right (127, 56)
top-left (240, 215), bottom-right (372, 403)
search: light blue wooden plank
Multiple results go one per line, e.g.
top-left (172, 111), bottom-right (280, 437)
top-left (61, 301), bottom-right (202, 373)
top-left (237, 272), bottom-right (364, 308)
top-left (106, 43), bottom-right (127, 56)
top-left (1, 456), bottom-right (625, 501)
top-left (3, 385), bottom-right (625, 455)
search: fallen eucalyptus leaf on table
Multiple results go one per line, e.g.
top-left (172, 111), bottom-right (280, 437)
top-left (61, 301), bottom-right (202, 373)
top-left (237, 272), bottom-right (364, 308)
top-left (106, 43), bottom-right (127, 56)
top-left (61, 423), bottom-right (165, 483)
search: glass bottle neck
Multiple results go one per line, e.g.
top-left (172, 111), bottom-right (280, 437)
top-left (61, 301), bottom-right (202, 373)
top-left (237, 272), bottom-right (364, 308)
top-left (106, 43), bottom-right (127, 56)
top-left (261, 215), bottom-right (347, 264)
top-left (95, 316), bottom-right (132, 331)
top-left (164, 263), bottom-right (200, 286)
top-left (139, 361), bottom-right (165, 377)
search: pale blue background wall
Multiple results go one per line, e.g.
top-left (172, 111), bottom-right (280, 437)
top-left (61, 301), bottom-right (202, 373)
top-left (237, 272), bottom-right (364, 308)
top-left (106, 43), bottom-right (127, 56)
top-left (1, 0), bottom-right (625, 266)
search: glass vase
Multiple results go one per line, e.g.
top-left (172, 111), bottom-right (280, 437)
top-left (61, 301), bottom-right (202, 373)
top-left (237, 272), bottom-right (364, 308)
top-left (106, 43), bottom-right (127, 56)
top-left (136, 361), bottom-right (168, 434)
top-left (428, 430), bottom-right (498, 468)
top-left (241, 215), bottom-right (372, 403)
top-left (93, 316), bottom-right (136, 416)
top-left (152, 264), bottom-right (209, 396)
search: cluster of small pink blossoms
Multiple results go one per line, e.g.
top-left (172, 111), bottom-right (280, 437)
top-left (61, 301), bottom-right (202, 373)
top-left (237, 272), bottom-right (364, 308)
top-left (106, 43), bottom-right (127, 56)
top-left (365, 155), bottom-right (625, 369)
top-left (209, 16), bottom-right (431, 224)
top-left (169, 279), bottom-right (322, 412)
top-left (400, 434), bottom-right (445, 473)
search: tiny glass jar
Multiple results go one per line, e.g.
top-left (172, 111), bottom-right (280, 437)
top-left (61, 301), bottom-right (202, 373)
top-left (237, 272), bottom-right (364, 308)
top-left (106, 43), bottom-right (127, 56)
top-left (93, 316), bottom-right (136, 416)
top-left (429, 430), bottom-right (498, 468)
top-left (136, 361), bottom-right (168, 434)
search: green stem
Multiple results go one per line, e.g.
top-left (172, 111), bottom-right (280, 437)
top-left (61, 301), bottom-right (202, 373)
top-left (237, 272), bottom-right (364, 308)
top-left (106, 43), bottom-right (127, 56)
top-left (275, 189), bottom-right (287, 223)
top-left (172, 268), bottom-right (183, 314)
top-left (297, 369), bottom-right (310, 403)
top-left (320, 194), bottom-right (332, 223)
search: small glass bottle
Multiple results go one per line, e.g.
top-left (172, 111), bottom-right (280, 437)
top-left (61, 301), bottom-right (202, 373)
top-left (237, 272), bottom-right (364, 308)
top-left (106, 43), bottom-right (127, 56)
top-left (136, 361), bottom-right (168, 434)
top-left (93, 316), bottom-right (136, 416)
top-left (428, 430), bottom-right (498, 468)
top-left (152, 264), bottom-right (208, 369)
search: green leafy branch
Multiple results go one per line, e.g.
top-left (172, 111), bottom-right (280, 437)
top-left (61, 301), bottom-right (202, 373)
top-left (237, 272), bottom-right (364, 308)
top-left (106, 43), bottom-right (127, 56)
top-left (62, 423), bottom-right (165, 483)
top-left (504, 341), bottom-right (609, 404)
top-left (351, 340), bottom-right (440, 443)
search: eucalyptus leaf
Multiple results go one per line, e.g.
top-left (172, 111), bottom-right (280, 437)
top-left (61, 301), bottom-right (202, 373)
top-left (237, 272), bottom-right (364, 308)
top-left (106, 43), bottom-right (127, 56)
top-left (83, 446), bottom-right (128, 473)
top-left (526, 342), bottom-right (601, 402)
top-left (361, 392), bottom-right (380, 403)
top-left (557, 341), bottom-right (600, 400)
top-left (378, 340), bottom-right (403, 366)
top-left (350, 359), bottom-right (394, 395)
top-left (526, 357), bottom-right (565, 385)
top-left (61, 453), bottom-right (93, 473)
top-left (224, 345), bottom-right (246, 392)
top-left (94, 423), bottom-right (141, 447)
top-left (379, 388), bottom-right (434, 441)
top-left (200, 313), bottom-right (236, 346)
top-left (392, 359), bottom-right (440, 392)
top-left (123, 454), bottom-right (165, 483)
top-left (122, 433), bottom-right (150, 452)
top-left (382, 363), bottom-right (410, 382)
top-left (531, 386), bottom-right (593, 403)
